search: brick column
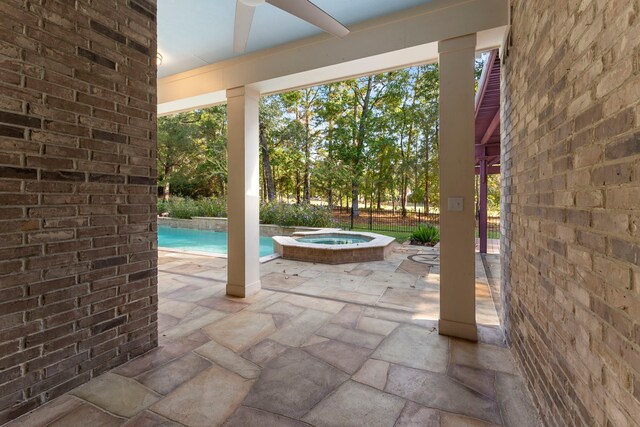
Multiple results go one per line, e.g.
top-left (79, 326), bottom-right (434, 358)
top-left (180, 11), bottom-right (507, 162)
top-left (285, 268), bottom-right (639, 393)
top-left (437, 33), bottom-right (478, 341)
top-left (0, 1), bottom-right (157, 423)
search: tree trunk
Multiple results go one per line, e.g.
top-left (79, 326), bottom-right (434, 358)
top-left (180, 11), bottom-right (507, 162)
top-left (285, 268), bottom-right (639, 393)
top-left (295, 172), bottom-right (301, 204)
top-left (163, 165), bottom-right (171, 201)
top-left (351, 76), bottom-right (373, 219)
top-left (424, 137), bottom-right (429, 214)
top-left (401, 175), bottom-right (407, 217)
top-left (259, 122), bottom-right (276, 202)
top-left (351, 180), bottom-right (359, 217)
top-left (303, 107), bottom-right (311, 203)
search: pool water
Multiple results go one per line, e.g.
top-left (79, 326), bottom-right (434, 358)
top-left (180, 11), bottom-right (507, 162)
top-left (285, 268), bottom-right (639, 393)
top-left (296, 235), bottom-right (372, 245)
top-left (158, 225), bottom-right (275, 257)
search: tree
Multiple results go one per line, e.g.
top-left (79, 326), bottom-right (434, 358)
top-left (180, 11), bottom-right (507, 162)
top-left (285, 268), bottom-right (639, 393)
top-left (157, 113), bottom-right (199, 200)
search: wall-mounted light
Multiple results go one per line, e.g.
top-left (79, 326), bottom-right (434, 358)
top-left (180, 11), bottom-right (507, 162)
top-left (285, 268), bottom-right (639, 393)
top-left (156, 52), bottom-right (163, 66)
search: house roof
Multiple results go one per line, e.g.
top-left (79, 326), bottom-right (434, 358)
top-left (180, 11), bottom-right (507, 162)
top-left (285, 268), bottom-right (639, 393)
top-left (474, 49), bottom-right (501, 172)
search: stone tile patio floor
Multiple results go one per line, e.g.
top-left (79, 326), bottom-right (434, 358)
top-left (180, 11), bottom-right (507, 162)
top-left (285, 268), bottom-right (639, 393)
top-left (8, 244), bottom-right (540, 427)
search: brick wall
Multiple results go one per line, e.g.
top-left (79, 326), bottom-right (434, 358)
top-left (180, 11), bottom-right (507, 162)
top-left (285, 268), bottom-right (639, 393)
top-left (0, 0), bottom-right (157, 423)
top-left (502, 0), bottom-right (640, 425)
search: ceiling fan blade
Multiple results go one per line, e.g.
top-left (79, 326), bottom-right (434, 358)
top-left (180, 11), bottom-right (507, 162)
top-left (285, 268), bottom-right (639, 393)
top-left (234, 1), bottom-right (256, 52)
top-left (266, 0), bottom-right (349, 38)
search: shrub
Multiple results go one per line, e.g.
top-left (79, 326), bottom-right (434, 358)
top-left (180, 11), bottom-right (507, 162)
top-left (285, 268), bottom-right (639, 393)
top-left (159, 198), bottom-right (333, 228)
top-left (410, 224), bottom-right (440, 245)
top-left (162, 197), bottom-right (227, 219)
top-left (157, 199), bottom-right (170, 215)
top-left (259, 202), bottom-right (334, 227)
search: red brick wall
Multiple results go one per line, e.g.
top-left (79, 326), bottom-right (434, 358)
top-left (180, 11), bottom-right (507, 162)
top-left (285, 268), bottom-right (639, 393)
top-left (502, 0), bottom-right (640, 425)
top-left (0, 0), bottom-right (157, 423)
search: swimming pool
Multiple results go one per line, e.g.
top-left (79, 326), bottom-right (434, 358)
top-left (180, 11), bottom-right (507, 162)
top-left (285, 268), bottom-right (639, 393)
top-left (158, 225), bottom-right (275, 257)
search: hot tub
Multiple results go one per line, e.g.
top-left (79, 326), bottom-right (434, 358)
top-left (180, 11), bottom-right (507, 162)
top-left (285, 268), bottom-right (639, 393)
top-left (272, 230), bottom-right (395, 264)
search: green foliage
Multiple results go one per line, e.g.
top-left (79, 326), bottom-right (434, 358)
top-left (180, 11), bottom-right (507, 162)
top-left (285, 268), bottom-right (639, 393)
top-left (158, 106), bottom-right (228, 200)
top-left (158, 198), bottom-right (333, 228)
top-left (259, 202), bottom-right (334, 227)
top-left (156, 57), bottom-right (498, 215)
top-left (157, 200), bottom-right (170, 215)
top-left (164, 198), bottom-right (227, 219)
top-left (410, 224), bottom-right (440, 245)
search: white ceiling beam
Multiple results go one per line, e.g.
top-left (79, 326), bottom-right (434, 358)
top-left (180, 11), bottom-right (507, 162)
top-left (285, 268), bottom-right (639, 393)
top-left (158, 0), bottom-right (508, 115)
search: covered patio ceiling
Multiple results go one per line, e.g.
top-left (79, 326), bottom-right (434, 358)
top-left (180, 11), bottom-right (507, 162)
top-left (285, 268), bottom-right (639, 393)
top-left (157, 0), bottom-right (509, 115)
top-left (157, 0), bottom-right (435, 78)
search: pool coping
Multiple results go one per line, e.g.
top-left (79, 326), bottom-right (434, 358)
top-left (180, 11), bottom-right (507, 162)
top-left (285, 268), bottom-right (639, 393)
top-left (158, 248), bottom-right (280, 263)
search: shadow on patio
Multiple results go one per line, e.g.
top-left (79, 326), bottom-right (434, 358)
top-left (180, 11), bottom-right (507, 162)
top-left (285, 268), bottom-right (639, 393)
top-left (9, 244), bottom-right (539, 427)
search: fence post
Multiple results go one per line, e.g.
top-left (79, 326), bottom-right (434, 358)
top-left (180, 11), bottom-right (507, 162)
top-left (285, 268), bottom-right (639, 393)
top-left (369, 208), bottom-right (373, 230)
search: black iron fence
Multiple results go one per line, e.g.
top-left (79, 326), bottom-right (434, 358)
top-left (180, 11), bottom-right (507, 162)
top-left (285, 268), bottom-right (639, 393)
top-left (332, 207), bottom-right (500, 239)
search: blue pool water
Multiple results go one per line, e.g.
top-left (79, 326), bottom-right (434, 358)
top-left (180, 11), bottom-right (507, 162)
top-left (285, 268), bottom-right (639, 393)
top-left (158, 225), bottom-right (275, 257)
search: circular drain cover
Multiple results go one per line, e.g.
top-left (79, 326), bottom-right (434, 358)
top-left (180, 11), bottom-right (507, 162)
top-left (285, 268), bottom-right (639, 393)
top-left (408, 254), bottom-right (439, 265)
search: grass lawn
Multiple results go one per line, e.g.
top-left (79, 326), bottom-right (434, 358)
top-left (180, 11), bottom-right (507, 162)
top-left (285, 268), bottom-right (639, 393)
top-left (476, 230), bottom-right (501, 239)
top-left (349, 227), bottom-right (413, 243)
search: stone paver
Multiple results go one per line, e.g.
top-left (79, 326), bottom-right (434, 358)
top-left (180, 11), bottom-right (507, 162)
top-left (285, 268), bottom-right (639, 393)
top-left (114, 331), bottom-right (209, 377)
top-left (352, 359), bottom-right (390, 390)
top-left (8, 248), bottom-right (541, 427)
top-left (377, 287), bottom-right (440, 312)
top-left (4, 395), bottom-right (84, 427)
top-left (448, 363), bottom-right (496, 399)
top-left (203, 311), bottom-right (277, 352)
top-left (303, 338), bottom-right (372, 374)
top-left (223, 406), bottom-right (310, 427)
top-left (302, 381), bottom-right (405, 427)
top-left (385, 364), bottom-right (502, 425)
top-left (394, 402), bottom-right (440, 427)
top-left (330, 304), bottom-right (364, 328)
top-left (195, 340), bottom-right (261, 379)
top-left (240, 339), bottom-right (288, 367)
top-left (195, 296), bottom-right (249, 312)
top-left (136, 352), bottom-right (212, 395)
top-left (440, 413), bottom-right (500, 427)
top-left (242, 348), bottom-right (349, 419)
top-left (451, 339), bottom-right (517, 375)
top-left (260, 272), bottom-right (310, 290)
top-left (268, 309), bottom-right (332, 347)
top-left (48, 403), bottom-right (125, 427)
top-left (71, 373), bottom-right (161, 418)
top-left (373, 325), bottom-right (449, 373)
top-left (122, 410), bottom-right (183, 427)
top-left (316, 323), bottom-right (385, 349)
top-left (283, 294), bottom-right (345, 314)
top-left (161, 308), bottom-right (228, 340)
top-left (356, 316), bottom-right (399, 336)
top-left (151, 364), bottom-right (253, 427)
top-left (496, 372), bottom-right (541, 427)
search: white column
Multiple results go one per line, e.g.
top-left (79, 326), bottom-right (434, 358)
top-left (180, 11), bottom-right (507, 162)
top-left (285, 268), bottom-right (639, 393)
top-left (226, 86), bottom-right (261, 297)
top-left (438, 34), bottom-right (478, 341)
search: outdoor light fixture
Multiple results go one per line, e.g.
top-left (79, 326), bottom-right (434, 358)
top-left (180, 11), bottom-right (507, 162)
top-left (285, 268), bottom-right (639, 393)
top-left (156, 52), bottom-right (163, 66)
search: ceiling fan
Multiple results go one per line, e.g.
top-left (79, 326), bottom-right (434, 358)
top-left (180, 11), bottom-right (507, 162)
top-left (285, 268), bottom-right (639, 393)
top-left (234, 0), bottom-right (350, 53)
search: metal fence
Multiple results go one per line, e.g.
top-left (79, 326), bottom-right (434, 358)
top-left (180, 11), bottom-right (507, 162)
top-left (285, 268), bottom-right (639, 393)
top-left (332, 207), bottom-right (500, 239)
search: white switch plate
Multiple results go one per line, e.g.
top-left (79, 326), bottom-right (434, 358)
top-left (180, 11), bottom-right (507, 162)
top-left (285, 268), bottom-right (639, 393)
top-left (447, 197), bottom-right (464, 211)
